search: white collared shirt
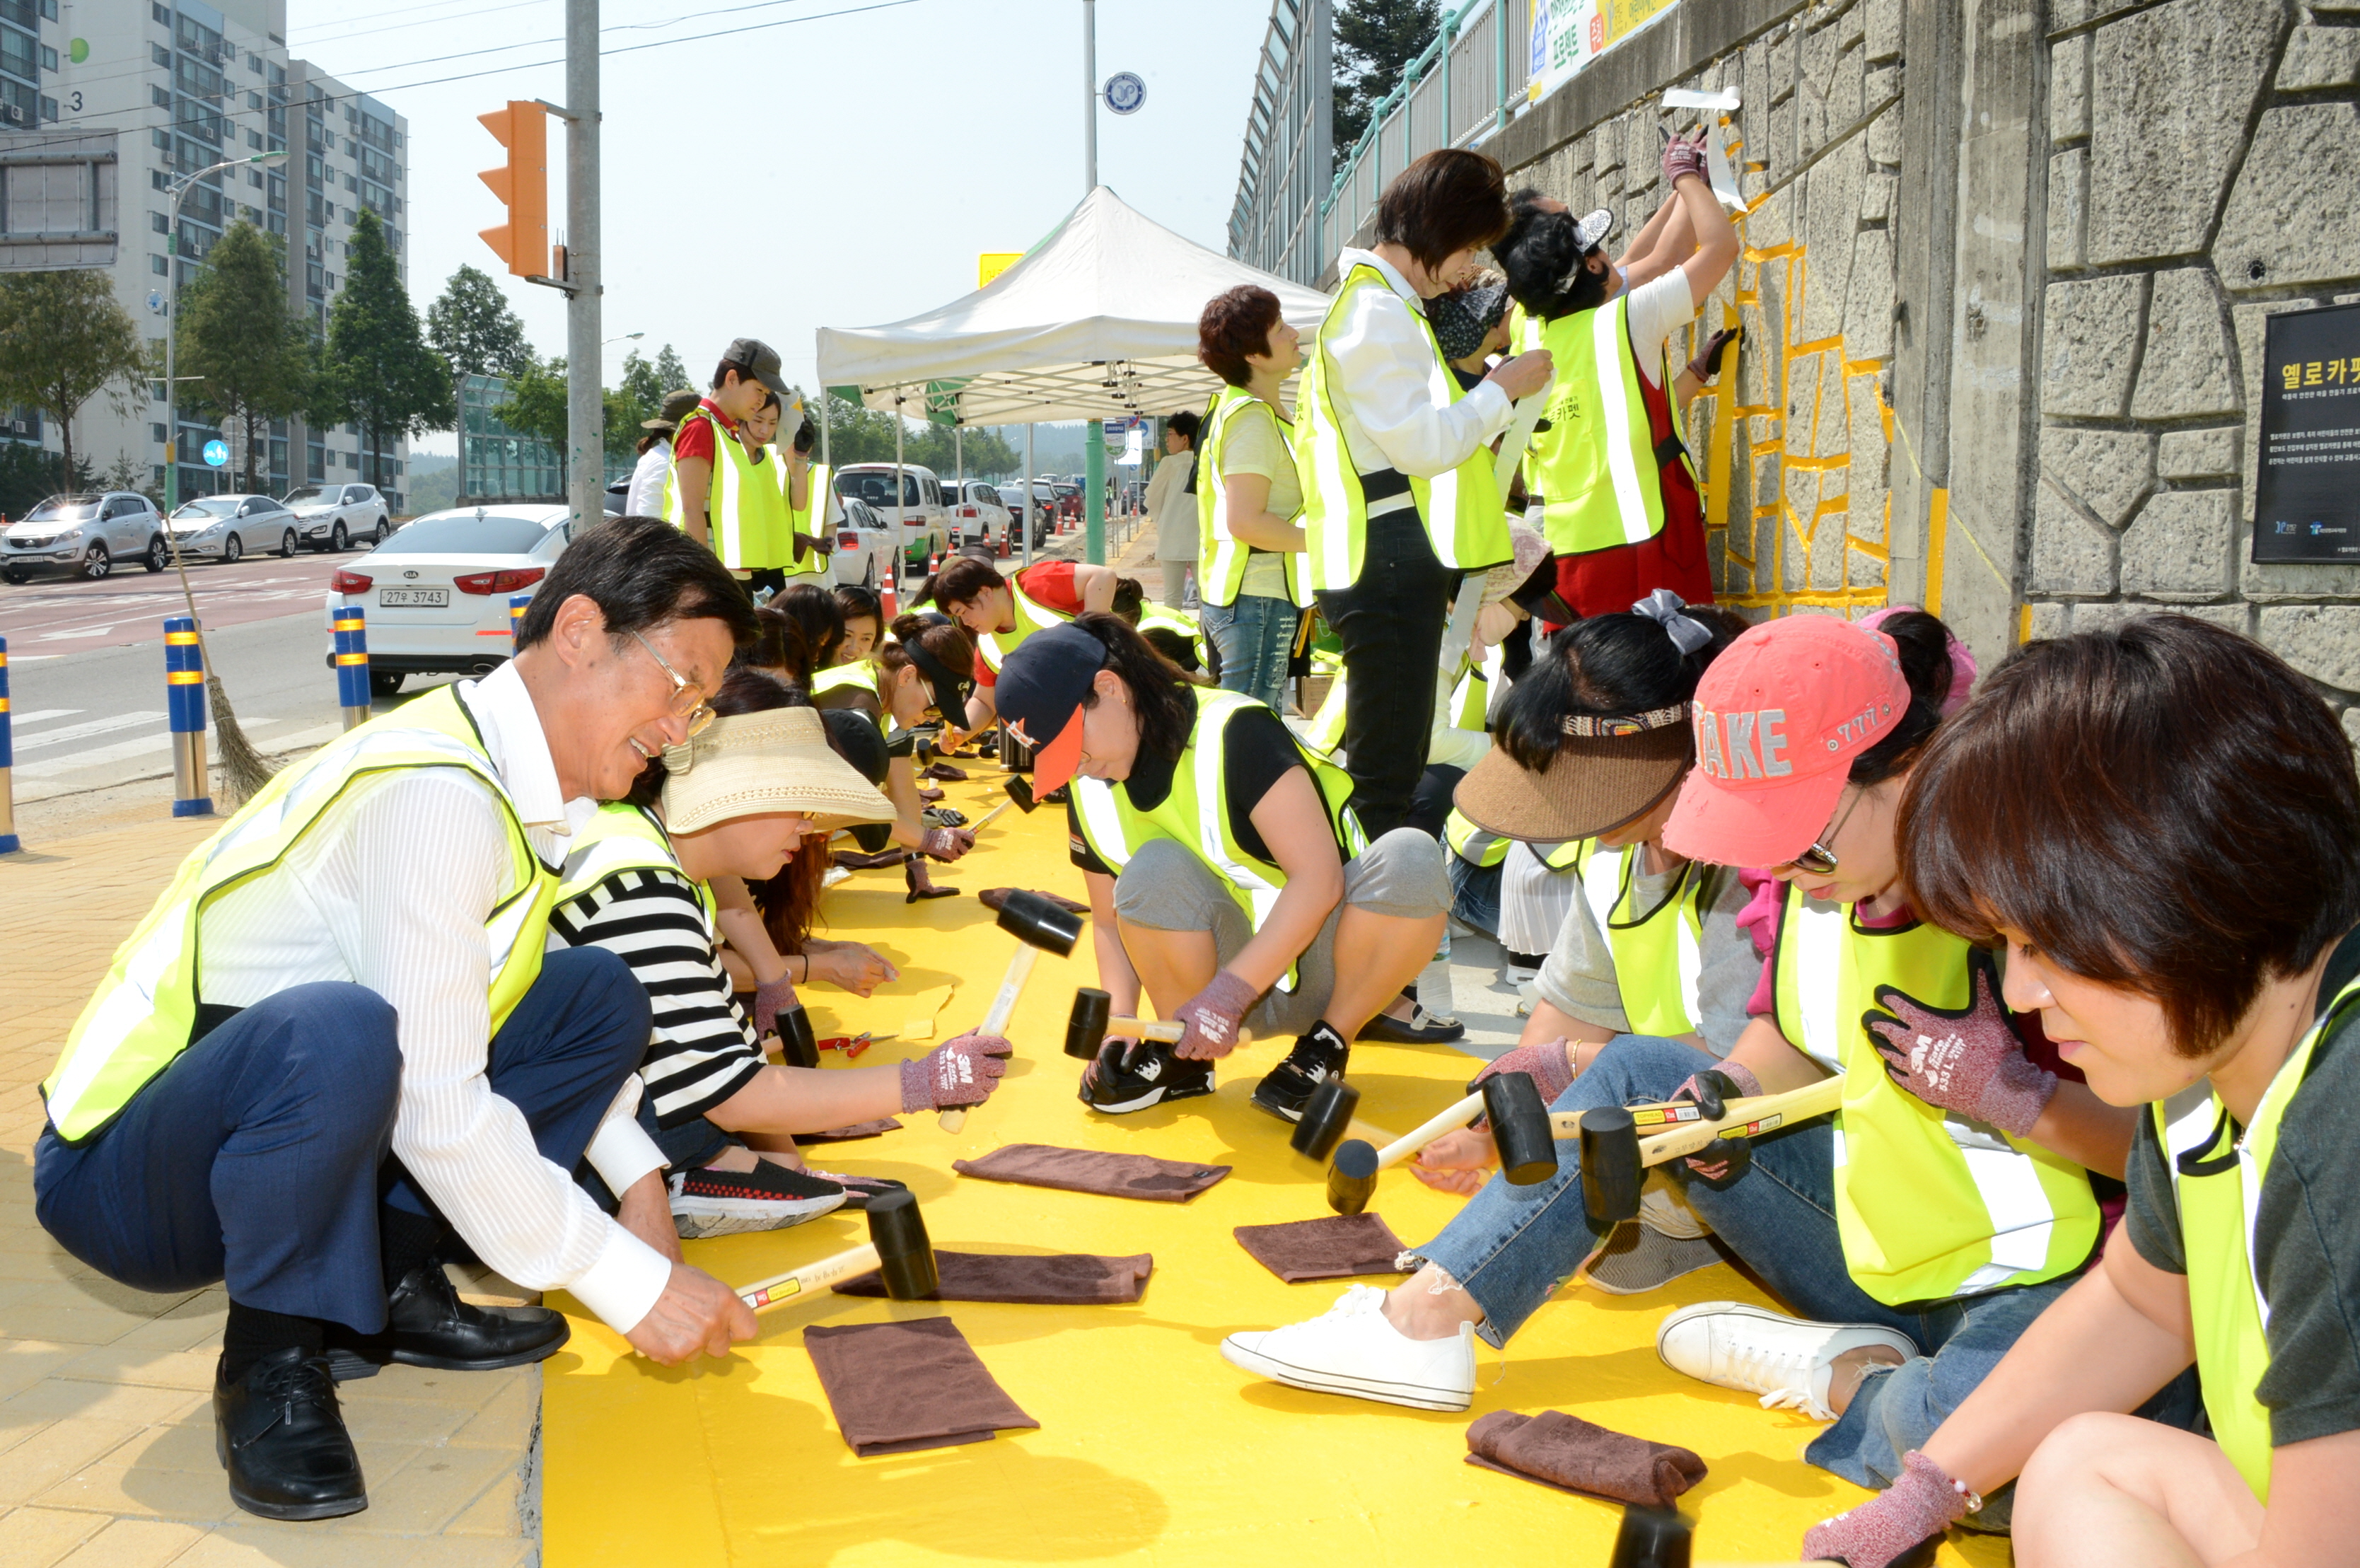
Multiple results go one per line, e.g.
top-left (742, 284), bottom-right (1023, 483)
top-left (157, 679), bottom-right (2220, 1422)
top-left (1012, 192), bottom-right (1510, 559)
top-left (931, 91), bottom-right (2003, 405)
top-left (198, 660), bottom-right (672, 1335)
top-left (624, 437), bottom-right (671, 518)
top-left (1327, 247), bottom-right (1516, 479)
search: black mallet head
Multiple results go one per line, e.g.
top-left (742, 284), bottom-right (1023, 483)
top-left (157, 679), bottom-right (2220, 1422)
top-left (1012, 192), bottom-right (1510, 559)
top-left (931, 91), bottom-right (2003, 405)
top-left (996, 888), bottom-right (1083, 957)
top-left (1324, 1137), bottom-right (1382, 1216)
top-left (1608, 1504), bottom-right (1692, 1568)
top-left (1482, 1070), bottom-right (1557, 1186)
top-left (867, 1188), bottom-right (938, 1300)
top-left (1066, 987), bottom-right (1113, 1061)
top-left (775, 1004), bottom-right (820, 1070)
top-left (1580, 1105), bottom-right (1644, 1227)
top-left (1004, 774), bottom-right (1037, 813)
top-left (1291, 1076), bottom-right (1361, 1161)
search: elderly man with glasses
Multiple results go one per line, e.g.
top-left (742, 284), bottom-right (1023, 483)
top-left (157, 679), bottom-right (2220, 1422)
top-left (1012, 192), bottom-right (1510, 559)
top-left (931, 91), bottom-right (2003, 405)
top-left (33, 516), bottom-right (762, 1524)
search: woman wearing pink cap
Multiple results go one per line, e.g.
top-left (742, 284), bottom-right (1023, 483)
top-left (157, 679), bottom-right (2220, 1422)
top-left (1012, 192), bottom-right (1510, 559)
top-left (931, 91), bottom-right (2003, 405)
top-left (1221, 609), bottom-right (2191, 1531)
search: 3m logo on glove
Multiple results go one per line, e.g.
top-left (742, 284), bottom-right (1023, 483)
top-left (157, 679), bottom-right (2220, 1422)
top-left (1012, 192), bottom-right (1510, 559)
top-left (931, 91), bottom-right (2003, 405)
top-left (1908, 1030), bottom-right (1969, 1096)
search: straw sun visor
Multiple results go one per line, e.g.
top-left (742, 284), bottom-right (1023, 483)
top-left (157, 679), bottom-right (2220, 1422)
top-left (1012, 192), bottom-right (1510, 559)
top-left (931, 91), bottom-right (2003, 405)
top-left (661, 707), bottom-right (894, 834)
top-left (1452, 701), bottom-right (1695, 844)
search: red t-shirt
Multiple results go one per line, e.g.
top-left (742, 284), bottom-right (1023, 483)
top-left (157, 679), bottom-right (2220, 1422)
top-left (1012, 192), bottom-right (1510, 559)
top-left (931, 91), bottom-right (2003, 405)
top-left (975, 562), bottom-right (1083, 688)
top-left (670, 400), bottom-right (736, 467)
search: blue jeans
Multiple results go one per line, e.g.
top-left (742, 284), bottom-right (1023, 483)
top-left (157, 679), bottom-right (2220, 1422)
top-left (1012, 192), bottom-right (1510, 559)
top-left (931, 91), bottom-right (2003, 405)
top-left (35, 947), bottom-right (651, 1335)
top-left (1413, 1033), bottom-right (2197, 1523)
top-left (1447, 854), bottom-right (1500, 938)
top-left (1202, 593), bottom-right (1299, 712)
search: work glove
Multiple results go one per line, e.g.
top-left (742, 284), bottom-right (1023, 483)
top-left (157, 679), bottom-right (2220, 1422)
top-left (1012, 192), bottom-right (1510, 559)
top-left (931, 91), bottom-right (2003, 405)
top-left (1685, 325), bottom-right (1740, 382)
top-left (1669, 1060), bottom-right (1762, 1182)
top-left (919, 826), bottom-right (976, 862)
top-left (1469, 1039), bottom-right (1579, 1112)
top-left (1803, 1449), bottom-right (1972, 1568)
top-left (1863, 951), bottom-right (2056, 1137)
top-left (750, 976), bottom-right (798, 1044)
top-left (900, 1029), bottom-right (1013, 1112)
top-left (1661, 127), bottom-right (1710, 187)
top-left (1172, 970), bottom-right (1262, 1060)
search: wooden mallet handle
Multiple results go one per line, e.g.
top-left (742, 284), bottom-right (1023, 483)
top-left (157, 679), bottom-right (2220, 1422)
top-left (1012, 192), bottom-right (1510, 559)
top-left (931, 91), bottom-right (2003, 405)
top-left (967, 797), bottom-right (1016, 832)
top-left (737, 1241), bottom-right (882, 1313)
top-left (936, 942), bottom-right (1038, 1133)
top-left (1104, 1014), bottom-right (1185, 1044)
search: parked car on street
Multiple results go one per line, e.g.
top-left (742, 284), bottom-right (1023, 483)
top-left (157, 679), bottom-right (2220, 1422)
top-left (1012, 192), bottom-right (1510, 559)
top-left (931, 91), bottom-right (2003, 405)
top-left (834, 463), bottom-right (948, 571)
top-left (943, 480), bottom-right (1011, 550)
top-left (830, 496), bottom-right (900, 589)
top-left (996, 481), bottom-right (1057, 547)
top-left (321, 504), bottom-right (571, 696)
top-left (281, 482), bottom-right (393, 552)
top-left (0, 492), bottom-right (168, 582)
top-left (161, 494), bottom-right (299, 565)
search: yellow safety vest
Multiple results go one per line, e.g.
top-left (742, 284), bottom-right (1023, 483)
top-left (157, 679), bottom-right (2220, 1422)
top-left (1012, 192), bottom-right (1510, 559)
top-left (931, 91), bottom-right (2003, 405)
top-left (551, 801), bottom-right (716, 933)
top-left (1580, 843), bottom-right (1707, 1040)
top-left (663, 407), bottom-right (762, 572)
top-left (1440, 808), bottom-right (1579, 873)
top-left (1135, 600), bottom-right (1212, 670)
top-left (2158, 972), bottom-right (2357, 1502)
top-left (1071, 687), bottom-right (1366, 992)
top-left (975, 576), bottom-right (1070, 675)
top-left (738, 443), bottom-right (790, 572)
top-left (1515, 297), bottom-right (1687, 554)
top-left (812, 658), bottom-right (880, 700)
top-left (778, 458), bottom-right (835, 583)
top-left (1302, 647), bottom-right (1349, 757)
top-left (1773, 885), bottom-right (2100, 1306)
top-left (1296, 263), bottom-right (1513, 592)
top-left (42, 686), bottom-right (554, 1144)
top-left (1198, 386), bottom-right (1310, 609)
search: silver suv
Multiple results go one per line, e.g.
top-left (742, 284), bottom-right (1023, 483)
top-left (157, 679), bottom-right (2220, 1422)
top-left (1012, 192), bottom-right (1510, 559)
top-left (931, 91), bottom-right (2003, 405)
top-left (281, 482), bottom-right (393, 552)
top-left (0, 492), bottom-right (168, 583)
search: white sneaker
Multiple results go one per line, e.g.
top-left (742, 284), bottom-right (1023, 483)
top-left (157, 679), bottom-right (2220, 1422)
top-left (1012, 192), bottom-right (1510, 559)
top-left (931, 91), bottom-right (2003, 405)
top-left (1220, 1284), bottom-right (1477, 1411)
top-left (1655, 1302), bottom-right (1915, 1420)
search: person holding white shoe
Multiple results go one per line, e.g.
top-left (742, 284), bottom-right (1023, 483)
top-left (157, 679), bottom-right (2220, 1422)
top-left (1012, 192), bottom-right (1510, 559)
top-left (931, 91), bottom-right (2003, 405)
top-left (1222, 610), bottom-right (2192, 1521)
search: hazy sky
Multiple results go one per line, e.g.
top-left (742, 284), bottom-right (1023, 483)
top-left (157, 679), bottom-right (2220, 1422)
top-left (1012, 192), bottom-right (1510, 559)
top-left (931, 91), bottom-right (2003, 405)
top-left (286, 0), bottom-right (1280, 455)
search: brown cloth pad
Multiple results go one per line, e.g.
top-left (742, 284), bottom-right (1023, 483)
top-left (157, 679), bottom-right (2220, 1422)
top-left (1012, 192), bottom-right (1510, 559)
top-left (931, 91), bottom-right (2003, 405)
top-left (1463, 1410), bottom-right (1707, 1508)
top-left (835, 1250), bottom-right (1153, 1305)
top-left (953, 1144), bottom-right (1231, 1202)
top-left (803, 1317), bottom-right (1040, 1458)
top-left (833, 847), bottom-right (912, 870)
top-left (797, 1117), bottom-right (902, 1143)
top-left (1232, 1214), bottom-right (1412, 1283)
top-left (977, 886), bottom-right (1090, 917)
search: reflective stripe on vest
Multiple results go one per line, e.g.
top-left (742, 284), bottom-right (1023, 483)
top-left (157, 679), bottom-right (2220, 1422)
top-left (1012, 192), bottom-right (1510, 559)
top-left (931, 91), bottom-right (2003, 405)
top-left (1297, 265), bottom-right (1512, 591)
top-left (738, 445), bottom-right (789, 571)
top-left (1443, 807), bottom-right (1508, 868)
top-left (663, 407), bottom-right (762, 571)
top-left (1517, 298), bottom-right (1683, 553)
top-left (976, 579), bottom-right (1070, 675)
top-left (42, 685), bottom-right (553, 1144)
top-left (1071, 687), bottom-right (1366, 992)
top-left (1577, 843), bottom-right (1705, 1038)
top-left (1199, 386), bottom-right (1310, 609)
top-left (2163, 975), bottom-right (2356, 1502)
top-left (1772, 886), bottom-right (2100, 1305)
top-left (554, 801), bottom-right (684, 905)
top-left (1135, 601), bottom-right (1211, 668)
top-left (813, 658), bottom-right (880, 699)
top-left (777, 457), bottom-right (832, 581)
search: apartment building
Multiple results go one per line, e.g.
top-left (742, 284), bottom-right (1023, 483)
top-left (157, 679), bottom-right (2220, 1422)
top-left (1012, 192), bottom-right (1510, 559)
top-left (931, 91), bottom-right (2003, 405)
top-left (13, 0), bottom-right (412, 509)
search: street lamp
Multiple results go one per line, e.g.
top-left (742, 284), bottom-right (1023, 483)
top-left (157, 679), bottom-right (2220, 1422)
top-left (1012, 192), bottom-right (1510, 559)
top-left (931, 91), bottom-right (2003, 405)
top-left (161, 149), bottom-right (288, 514)
top-left (603, 331), bottom-right (643, 346)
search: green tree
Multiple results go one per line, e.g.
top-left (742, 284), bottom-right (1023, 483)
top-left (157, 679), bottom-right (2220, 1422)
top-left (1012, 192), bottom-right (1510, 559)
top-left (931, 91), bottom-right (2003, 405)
top-left (314, 211), bottom-right (453, 490)
top-left (492, 354), bottom-right (648, 472)
top-left (653, 343), bottom-right (689, 395)
top-left (0, 442), bottom-right (92, 517)
top-left (1334, 0), bottom-right (1441, 165)
top-left (425, 264), bottom-right (531, 379)
top-left (177, 222), bottom-right (310, 494)
top-left (0, 269), bottom-right (147, 493)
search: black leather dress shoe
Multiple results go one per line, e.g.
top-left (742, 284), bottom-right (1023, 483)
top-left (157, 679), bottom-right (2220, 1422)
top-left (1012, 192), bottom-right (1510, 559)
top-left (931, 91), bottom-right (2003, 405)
top-left (215, 1347), bottom-right (367, 1521)
top-left (330, 1264), bottom-right (571, 1375)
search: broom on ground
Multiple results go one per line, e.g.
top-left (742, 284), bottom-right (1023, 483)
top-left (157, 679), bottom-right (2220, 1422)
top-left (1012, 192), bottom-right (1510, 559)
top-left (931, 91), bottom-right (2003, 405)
top-left (161, 523), bottom-right (275, 808)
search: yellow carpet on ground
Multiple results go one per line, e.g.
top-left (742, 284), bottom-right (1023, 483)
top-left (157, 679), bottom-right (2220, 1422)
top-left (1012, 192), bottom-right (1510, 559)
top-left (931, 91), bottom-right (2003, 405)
top-left (540, 770), bottom-right (2009, 1568)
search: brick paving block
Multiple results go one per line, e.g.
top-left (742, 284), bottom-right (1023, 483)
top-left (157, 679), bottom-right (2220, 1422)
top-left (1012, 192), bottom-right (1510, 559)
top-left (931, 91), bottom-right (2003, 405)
top-left (446, 1369), bottom-right (537, 1451)
top-left (52, 1516), bottom-right (208, 1568)
top-left (0, 1416), bottom-right (146, 1505)
top-left (2, 1378), bottom-right (207, 1429)
top-left (0, 1504), bottom-right (108, 1568)
top-left (347, 1445), bottom-right (522, 1536)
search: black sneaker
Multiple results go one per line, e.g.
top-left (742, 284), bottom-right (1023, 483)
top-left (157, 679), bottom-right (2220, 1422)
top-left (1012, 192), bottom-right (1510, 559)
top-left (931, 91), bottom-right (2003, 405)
top-left (1251, 1023), bottom-right (1349, 1122)
top-left (669, 1163), bottom-right (847, 1238)
top-left (1081, 1039), bottom-right (1213, 1113)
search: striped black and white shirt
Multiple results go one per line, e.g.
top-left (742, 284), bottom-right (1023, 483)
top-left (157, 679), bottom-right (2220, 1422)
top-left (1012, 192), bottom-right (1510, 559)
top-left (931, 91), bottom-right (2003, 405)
top-left (546, 868), bottom-right (765, 1127)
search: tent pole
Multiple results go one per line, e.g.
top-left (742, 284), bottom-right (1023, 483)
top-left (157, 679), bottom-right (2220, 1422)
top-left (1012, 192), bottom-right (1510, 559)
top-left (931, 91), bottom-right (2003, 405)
top-left (820, 385), bottom-right (832, 467)
top-left (1085, 413), bottom-right (1105, 567)
top-left (894, 391), bottom-right (907, 577)
top-left (1081, 0), bottom-right (1097, 192)
top-left (1024, 423), bottom-right (1035, 567)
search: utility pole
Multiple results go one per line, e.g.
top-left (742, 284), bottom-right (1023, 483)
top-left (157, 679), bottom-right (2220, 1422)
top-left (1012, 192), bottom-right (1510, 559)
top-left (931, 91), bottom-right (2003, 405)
top-left (1081, 0), bottom-right (1097, 191)
top-left (562, 0), bottom-right (602, 528)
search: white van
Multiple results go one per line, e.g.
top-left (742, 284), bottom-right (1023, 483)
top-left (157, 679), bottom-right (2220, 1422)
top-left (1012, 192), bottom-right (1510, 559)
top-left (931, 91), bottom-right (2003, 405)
top-left (833, 463), bottom-right (949, 572)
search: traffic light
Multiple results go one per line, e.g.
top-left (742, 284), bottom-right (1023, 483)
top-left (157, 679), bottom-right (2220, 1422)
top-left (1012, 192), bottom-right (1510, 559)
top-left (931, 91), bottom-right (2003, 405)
top-left (477, 100), bottom-right (547, 278)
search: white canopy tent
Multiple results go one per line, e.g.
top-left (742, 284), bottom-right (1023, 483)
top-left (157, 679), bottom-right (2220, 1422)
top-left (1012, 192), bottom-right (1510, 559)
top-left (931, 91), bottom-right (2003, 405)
top-left (814, 186), bottom-right (1332, 426)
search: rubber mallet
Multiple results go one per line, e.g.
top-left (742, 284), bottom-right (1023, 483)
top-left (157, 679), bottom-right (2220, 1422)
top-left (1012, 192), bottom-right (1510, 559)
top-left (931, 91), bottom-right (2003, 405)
top-left (966, 796), bottom-right (1018, 833)
top-left (774, 1003), bottom-right (820, 1070)
top-left (936, 888), bottom-right (1086, 1133)
top-left (734, 1187), bottom-right (938, 1313)
top-left (1003, 774), bottom-right (1037, 813)
top-left (1320, 1072), bottom-right (1557, 1216)
top-left (1062, 987), bottom-right (1185, 1062)
top-left (1609, 1504), bottom-right (1692, 1568)
top-left (1581, 1073), bottom-right (1845, 1226)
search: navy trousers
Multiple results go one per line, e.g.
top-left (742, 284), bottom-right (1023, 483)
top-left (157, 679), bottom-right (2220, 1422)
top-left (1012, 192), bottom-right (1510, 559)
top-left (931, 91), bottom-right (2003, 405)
top-left (34, 947), bottom-right (651, 1335)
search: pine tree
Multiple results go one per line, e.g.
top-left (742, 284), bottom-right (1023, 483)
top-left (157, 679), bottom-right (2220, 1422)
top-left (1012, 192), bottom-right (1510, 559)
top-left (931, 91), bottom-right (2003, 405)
top-left (425, 264), bottom-right (531, 378)
top-left (178, 221), bottom-right (310, 493)
top-left (0, 270), bottom-right (146, 494)
top-left (1333, 0), bottom-right (1442, 165)
top-left (314, 211), bottom-right (453, 490)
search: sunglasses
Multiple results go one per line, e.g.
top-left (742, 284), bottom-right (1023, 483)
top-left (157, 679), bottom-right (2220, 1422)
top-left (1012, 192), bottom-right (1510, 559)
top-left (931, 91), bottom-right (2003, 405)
top-left (1779, 787), bottom-right (1863, 877)
top-left (631, 629), bottom-right (715, 738)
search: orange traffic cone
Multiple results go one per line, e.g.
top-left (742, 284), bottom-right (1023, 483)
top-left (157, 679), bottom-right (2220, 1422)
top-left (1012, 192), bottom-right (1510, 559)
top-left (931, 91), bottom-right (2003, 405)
top-left (881, 569), bottom-right (898, 620)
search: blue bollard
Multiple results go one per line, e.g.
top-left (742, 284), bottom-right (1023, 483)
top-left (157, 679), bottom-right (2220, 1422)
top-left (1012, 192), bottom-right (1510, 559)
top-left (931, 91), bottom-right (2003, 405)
top-left (333, 600), bottom-right (372, 730)
top-left (165, 615), bottom-right (213, 818)
top-left (510, 593), bottom-right (531, 651)
top-left (0, 634), bottom-right (19, 854)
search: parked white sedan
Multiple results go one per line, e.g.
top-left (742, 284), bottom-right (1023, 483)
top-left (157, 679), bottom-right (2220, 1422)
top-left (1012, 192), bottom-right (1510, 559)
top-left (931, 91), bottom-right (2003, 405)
top-left (322, 505), bottom-right (571, 697)
top-left (829, 495), bottom-right (901, 591)
top-left (163, 494), bottom-right (301, 563)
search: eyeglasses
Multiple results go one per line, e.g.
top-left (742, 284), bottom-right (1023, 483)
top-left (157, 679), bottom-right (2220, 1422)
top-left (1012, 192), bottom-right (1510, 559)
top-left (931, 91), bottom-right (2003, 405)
top-left (631, 629), bottom-right (715, 738)
top-left (1779, 788), bottom-right (1863, 877)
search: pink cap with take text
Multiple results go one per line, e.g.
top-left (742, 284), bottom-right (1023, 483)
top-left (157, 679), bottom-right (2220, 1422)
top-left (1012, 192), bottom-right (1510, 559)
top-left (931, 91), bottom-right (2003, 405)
top-left (1661, 615), bottom-right (1909, 868)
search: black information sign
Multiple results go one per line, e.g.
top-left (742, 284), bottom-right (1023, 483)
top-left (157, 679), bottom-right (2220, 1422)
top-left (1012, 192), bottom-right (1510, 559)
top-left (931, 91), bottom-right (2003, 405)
top-left (2253, 302), bottom-right (2360, 562)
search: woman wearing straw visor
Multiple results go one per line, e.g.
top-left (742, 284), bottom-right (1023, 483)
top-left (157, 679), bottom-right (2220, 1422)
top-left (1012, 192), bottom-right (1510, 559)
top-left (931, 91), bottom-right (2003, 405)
top-left (545, 672), bottom-right (1013, 1238)
top-left (994, 615), bottom-right (1455, 1121)
top-left (1221, 612), bottom-right (2180, 1523)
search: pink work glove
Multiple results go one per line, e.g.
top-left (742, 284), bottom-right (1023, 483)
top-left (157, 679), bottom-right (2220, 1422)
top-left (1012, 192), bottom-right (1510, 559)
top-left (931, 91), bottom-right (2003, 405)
top-left (1470, 1039), bottom-right (1579, 1110)
top-left (750, 976), bottom-right (797, 1043)
top-left (1802, 1449), bottom-right (1972, 1568)
top-left (1670, 1060), bottom-right (1762, 1180)
top-left (1661, 127), bottom-right (1709, 186)
top-left (899, 1030), bottom-right (1013, 1112)
top-left (1686, 325), bottom-right (1740, 382)
top-left (919, 826), bottom-right (975, 862)
top-left (1172, 970), bottom-right (1261, 1060)
top-left (1863, 951), bottom-right (2057, 1137)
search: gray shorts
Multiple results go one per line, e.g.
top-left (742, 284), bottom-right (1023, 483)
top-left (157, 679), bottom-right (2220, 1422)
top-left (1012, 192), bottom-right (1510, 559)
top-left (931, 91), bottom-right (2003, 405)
top-left (1111, 827), bottom-right (1450, 1038)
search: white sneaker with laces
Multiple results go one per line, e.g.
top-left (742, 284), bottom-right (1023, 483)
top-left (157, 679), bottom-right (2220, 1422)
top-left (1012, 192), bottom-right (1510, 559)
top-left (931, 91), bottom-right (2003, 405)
top-left (1655, 1302), bottom-right (1915, 1420)
top-left (1219, 1284), bottom-right (1476, 1411)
